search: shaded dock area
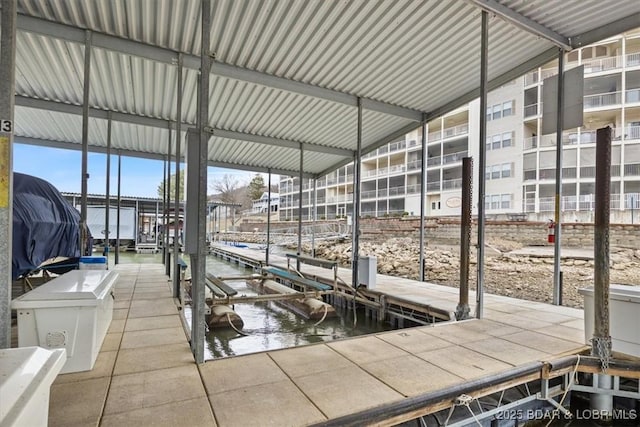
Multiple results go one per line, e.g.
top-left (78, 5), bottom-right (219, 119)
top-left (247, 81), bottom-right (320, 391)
top-left (42, 261), bottom-right (595, 426)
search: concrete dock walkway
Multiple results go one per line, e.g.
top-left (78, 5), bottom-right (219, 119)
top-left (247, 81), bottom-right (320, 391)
top-left (46, 262), bottom-right (587, 426)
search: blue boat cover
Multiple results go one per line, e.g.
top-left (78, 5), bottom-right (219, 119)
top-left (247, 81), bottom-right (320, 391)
top-left (12, 173), bottom-right (85, 280)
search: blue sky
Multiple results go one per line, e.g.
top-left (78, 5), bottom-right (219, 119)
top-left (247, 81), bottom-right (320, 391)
top-left (13, 143), bottom-right (270, 198)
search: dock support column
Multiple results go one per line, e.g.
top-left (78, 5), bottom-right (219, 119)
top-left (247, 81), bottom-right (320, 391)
top-left (0, 0), bottom-right (16, 348)
top-left (173, 54), bottom-right (183, 299)
top-left (297, 145), bottom-right (304, 271)
top-left (80, 30), bottom-right (92, 255)
top-left (266, 170), bottom-right (272, 265)
top-left (104, 117), bottom-right (111, 263)
top-left (591, 126), bottom-right (612, 413)
top-left (312, 178), bottom-right (317, 258)
top-left (553, 49), bottom-right (565, 306)
top-left (457, 157), bottom-right (473, 320)
top-left (419, 114), bottom-right (427, 282)
top-left (115, 152), bottom-right (121, 265)
top-left (352, 98), bottom-right (362, 290)
top-left (188, 0), bottom-right (211, 364)
top-left (164, 125), bottom-right (172, 275)
top-left (476, 10), bottom-right (488, 319)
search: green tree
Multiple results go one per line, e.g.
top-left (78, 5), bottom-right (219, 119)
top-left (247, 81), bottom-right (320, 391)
top-left (247, 174), bottom-right (265, 201)
top-left (157, 171), bottom-right (184, 200)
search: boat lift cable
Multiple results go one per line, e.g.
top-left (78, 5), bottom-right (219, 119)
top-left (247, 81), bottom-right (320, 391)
top-left (226, 312), bottom-right (250, 336)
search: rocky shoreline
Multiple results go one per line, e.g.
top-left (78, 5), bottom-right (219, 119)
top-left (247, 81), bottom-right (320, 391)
top-left (293, 238), bottom-right (640, 309)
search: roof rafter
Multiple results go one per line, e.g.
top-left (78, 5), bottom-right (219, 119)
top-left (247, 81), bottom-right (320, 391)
top-left (17, 14), bottom-right (424, 122)
top-left (15, 96), bottom-right (352, 157)
top-left (465, 0), bottom-right (572, 50)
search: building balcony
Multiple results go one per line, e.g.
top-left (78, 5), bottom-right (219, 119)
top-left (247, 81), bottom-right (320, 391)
top-left (523, 136), bottom-right (537, 150)
top-left (442, 178), bottom-right (462, 190)
top-left (524, 103), bottom-right (539, 118)
top-left (442, 150), bottom-right (467, 165)
top-left (584, 91), bottom-right (622, 109)
top-left (583, 55), bottom-right (623, 74)
top-left (361, 189), bottom-right (377, 200)
top-left (427, 157), bottom-right (441, 167)
top-left (388, 164), bottom-right (406, 175)
top-left (427, 182), bottom-right (441, 192)
top-left (407, 159), bottom-right (422, 171)
top-left (389, 140), bottom-right (407, 153)
top-left (427, 123), bottom-right (468, 143)
top-left (628, 51), bottom-right (640, 67)
top-left (388, 186), bottom-right (406, 197)
top-left (406, 183), bottom-right (421, 194)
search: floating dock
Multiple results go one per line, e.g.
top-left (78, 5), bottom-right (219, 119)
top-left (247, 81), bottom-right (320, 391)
top-left (37, 261), bottom-right (631, 427)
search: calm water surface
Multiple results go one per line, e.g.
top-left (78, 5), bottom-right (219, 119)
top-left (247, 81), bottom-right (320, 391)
top-left (113, 251), bottom-right (391, 359)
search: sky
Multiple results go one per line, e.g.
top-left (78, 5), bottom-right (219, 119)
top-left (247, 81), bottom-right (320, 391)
top-left (13, 142), bottom-right (274, 198)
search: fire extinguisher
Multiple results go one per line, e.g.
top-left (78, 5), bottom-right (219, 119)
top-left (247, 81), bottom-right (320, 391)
top-left (548, 220), bottom-right (555, 243)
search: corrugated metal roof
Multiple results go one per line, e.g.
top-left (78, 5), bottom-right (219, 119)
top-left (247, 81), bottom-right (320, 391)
top-left (11, 0), bottom-right (640, 177)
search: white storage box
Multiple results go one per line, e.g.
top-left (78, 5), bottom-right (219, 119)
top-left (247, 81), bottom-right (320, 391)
top-left (0, 346), bottom-right (66, 427)
top-left (12, 270), bottom-right (118, 373)
top-left (579, 284), bottom-right (640, 358)
top-left (358, 256), bottom-right (377, 289)
top-left (79, 256), bottom-right (107, 270)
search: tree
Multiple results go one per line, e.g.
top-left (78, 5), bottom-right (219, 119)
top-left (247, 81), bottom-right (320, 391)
top-left (210, 174), bottom-right (244, 205)
top-left (247, 174), bottom-right (265, 201)
top-left (157, 171), bottom-right (184, 200)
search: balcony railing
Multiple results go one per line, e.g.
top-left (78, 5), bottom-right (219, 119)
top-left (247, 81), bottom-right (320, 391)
top-left (523, 170), bottom-right (537, 181)
top-left (625, 193), bottom-right (640, 209)
top-left (388, 186), bottom-right (405, 197)
top-left (389, 140), bottom-right (407, 152)
top-left (627, 125), bottom-right (640, 140)
top-left (406, 183), bottom-right (421, 194)
top-left (377, 189), bottom-right (388, 198)
top-left (584, 91), bottom-right (622, 108)
top-left (583, 55), bottom-right (622, 73)
top-left (361, 189), bottom-right (377, 200)
top-left (442, 178), bottom-right (462, 190)
top-left (442, 150), bottom-right (467, 165)
top-left (625, 163), bottom-right (640, 176)
top-left (524, 103), bottom-right (539, 118)
top-left (427, 182), bottom-right (441, 192)
top-left (427, 124), bottom-right (468, 143)
top-left (535, 195), bottom-right (622, 212)
top-left (628, 51), bottom-right (640, 67)
top-left (388, 164), bottom-right (406, 174)
top-left (627, 88), bottom-right (640, 103)
top-left (523, 136), bottom-right (537, 150)
top-left (427, 157), bottom-right (441, 167)
top-left (407, 159), bottom-right (422, 170)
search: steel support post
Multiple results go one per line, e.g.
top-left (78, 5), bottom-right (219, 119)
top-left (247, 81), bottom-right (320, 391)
top-left (297, 145), bottom-right (303, 271)
top-left (266, 170), bottom-right (272, 265)
top-left (476, 11), bottom-right (488, 318)
top-left (352, 98), bottom-right (362, 289)
top-left (105, 117), bottom-right (111, 263)
top-left (164, 125), bottom-right (171, 274)
top-left (553, 49), bottom-right (565, 305)
top-left (457, 157), bottom-right (473, 320)
top-left (0, 0), bottom-right (17, 349)
top-left (419, 115), bottom-right (427, 282)
top-left (190, 0), bottom-right (210, 364)
top-left (312, 178), bottom-right (317, 258)
top-left (115, 152), bottom-right (121, 265)
top-left (80, 30), bottom-right (92, 255)
top-left (173, 55), bottom-right (183, 298)
top-left (154, 201), bottom-right (159, 248)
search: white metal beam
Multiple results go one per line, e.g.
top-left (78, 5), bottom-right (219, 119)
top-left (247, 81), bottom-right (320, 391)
top-left (15, 96), bottom-right (352, 157)
top-left (16, 14), bottom-right (424, 122)
top-left (14, 135), bottom-right (313, 178)
top-left (465, 0), bottom-right (572, 50)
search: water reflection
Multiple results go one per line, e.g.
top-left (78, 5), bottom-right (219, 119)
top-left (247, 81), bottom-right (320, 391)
top-left (204, 255), bottom-right (391, 359)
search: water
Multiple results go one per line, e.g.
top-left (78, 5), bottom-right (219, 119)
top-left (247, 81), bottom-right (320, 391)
top-left (112, 251), bottom-right (391, 360)
top-left (203, 255), bottom-right (391, 359)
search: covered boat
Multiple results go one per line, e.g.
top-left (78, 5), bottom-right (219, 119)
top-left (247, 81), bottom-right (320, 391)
top-left (12, 173), bottom-right (87, 280)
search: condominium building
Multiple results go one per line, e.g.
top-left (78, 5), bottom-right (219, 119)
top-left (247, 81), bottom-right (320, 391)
top-left (279, 29), bottom-right (640, 224)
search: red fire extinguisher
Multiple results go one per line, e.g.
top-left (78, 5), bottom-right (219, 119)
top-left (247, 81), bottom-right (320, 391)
top-left (548, 220), bottom-right (555, 243)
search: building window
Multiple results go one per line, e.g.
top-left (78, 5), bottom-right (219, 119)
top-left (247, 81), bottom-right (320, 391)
top-left (501, 194), bottom-right (511, 209)
top-left (501, 163), bottom-right (512, 178)
top-left (491, 135), bottom-right (501, 150)
top-left (502, 100), bottom-right (513, 117)
top-left (492, 104), bottom-right (502, 120)
top-left (502, 131), bottom-right (513, 148)
top-left (431, 201), bottom-right (441, 210)
top-left (491, 165), bottom-right (501, 180)
top-left (486, 107), bottom-right (492, 122)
